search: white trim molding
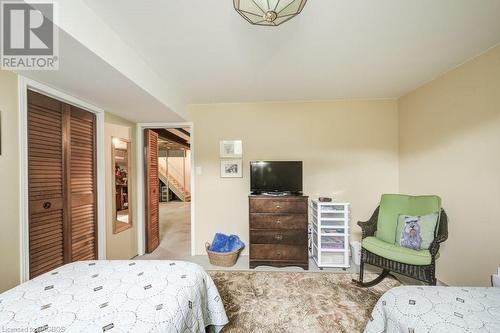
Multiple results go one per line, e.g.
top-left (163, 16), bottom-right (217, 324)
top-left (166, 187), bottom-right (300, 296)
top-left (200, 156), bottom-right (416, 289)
top-left (135, 122), bottom-right (195, 257)
top-left (18, 77), bottom-right (107, 282)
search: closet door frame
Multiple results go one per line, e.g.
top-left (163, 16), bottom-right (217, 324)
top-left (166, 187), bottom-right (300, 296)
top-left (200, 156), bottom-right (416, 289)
top-left (18, 77), bottom-right (106, 283)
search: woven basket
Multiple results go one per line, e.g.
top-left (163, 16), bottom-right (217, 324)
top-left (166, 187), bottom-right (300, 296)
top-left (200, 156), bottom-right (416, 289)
top-left (205, 242), bottom-right (243, 267)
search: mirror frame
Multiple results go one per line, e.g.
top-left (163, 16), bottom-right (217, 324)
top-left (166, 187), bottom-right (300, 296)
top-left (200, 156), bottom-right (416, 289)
top-left (112, 137), bottom-right (133, 234)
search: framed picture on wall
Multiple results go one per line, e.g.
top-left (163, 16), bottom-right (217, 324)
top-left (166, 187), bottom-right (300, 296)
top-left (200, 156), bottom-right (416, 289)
top-left (220, 140), bottom-right (242, 158)
top-left (220, 159), bottom-right (243, 178)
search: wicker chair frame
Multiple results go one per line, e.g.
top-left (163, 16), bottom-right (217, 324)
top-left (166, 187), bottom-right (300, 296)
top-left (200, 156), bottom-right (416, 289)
top-left (353, 207), bottom-right (448, 287)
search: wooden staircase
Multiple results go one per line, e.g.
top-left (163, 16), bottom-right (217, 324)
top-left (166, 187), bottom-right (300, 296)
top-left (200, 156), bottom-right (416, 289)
top-left (158, 168), bottom-right (191, 202)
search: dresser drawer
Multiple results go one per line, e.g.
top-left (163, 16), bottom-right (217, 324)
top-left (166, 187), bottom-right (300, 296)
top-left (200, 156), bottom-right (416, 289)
top-left (249, 198), bottom-right (307, 213)
top-left (250, 244), bottom-right (307, 261)
top-left (250, 230), bottom-right (307, 245)
top-left (250, 214), bottom-right (307, 229)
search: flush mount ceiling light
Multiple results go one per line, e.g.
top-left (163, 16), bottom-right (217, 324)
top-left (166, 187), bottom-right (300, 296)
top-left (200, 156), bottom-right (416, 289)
top-left (233, 0), bottom-right (307, 26)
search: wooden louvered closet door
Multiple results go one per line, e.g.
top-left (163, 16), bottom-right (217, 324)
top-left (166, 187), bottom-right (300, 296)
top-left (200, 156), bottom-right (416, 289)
top-left (27, 90), bottom-right (97, 279)
top-left (144, 129), bottom-right (160, 253)
top-left (68, 107), bottom-right (97, 261)
top-left (28, 91), bottom-right (66, 278)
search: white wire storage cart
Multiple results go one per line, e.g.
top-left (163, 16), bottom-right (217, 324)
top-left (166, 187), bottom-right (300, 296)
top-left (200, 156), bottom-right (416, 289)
top-left (310, 200), bottom-right (350, 269)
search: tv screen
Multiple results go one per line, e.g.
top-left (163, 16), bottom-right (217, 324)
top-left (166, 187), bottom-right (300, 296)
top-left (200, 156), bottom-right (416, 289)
top-left (250, 161), bottom-right (303, 194)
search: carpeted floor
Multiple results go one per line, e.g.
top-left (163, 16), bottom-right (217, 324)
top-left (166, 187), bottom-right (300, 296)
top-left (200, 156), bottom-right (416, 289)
top-left (209, 271), bottom-right (400, 333)
top-left (138, 201), bottom-right (191, 260)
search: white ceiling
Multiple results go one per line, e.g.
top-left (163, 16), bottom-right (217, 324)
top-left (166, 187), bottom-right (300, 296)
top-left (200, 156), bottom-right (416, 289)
top-left (18, 30), bottom-right (184, 123)
top-left (84, 0), bottom-right (500, 104)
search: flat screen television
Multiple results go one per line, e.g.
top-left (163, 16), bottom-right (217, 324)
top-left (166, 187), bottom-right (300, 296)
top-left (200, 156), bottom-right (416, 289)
top-left (250, 161), bottom-right (303, 195)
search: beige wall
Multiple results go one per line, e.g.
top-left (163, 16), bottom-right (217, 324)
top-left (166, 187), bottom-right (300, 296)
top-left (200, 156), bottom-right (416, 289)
top-left (188, 100), bottom-right (399, 255)
top-left (399, 45), bottom-right (500, 286)
top-left (104, 113), bottom-right (138, 259)
top-left (0, 70), bottom-right (20, 292)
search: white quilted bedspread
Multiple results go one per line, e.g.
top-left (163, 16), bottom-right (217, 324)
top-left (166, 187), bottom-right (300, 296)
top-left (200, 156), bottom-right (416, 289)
top-left (0, 260), bottom-right (228, 333)
top-left (365, 286), bottom-right (500, 333)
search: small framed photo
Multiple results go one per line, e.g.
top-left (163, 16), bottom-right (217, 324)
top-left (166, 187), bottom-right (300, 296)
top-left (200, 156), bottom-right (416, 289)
top-left (220, 159), bottom-right (243, 178)
top-left (220, 140), bottom-right (242, 158)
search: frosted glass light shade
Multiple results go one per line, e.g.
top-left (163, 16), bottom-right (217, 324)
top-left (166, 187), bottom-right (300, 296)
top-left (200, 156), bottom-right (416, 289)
top-left (233, 0), bottom-right (307, 26)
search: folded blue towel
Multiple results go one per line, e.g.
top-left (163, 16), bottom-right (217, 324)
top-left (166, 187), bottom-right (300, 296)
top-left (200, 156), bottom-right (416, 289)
top-left (209, 233), bottom-right (245, 253)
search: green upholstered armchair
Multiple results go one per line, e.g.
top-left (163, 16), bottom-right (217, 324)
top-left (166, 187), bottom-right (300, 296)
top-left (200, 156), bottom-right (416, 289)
top-left (354, 194), bottom-right (448, 287)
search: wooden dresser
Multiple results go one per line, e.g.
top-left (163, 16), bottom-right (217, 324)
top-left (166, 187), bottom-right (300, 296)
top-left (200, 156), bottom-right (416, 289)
top-left (249, 195), bottom-right (309, 270)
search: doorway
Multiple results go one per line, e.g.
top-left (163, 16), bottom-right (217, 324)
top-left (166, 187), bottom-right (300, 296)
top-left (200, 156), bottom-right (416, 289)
top-left (141, 127), bottom-right (192, 259)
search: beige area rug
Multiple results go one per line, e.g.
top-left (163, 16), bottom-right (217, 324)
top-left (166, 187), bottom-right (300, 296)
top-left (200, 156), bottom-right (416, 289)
top-left (208, 271), bottom-right (400, 333)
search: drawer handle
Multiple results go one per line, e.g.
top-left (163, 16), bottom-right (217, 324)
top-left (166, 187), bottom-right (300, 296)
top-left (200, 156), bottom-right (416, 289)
top-left (276, 251), bottom-right (282, 256)
top-left (276, 205), bottom-right (281, 209)
top-left (276, 220), bottom-right (281, 225)
top-left (43, 201), bottom-right (51, 209)
top-left (274, 234), bottom-right (283, 241)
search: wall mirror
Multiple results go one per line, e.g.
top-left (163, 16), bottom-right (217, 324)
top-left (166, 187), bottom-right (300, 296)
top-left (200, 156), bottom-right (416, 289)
top-left (112, 137), bottom-right (132, 233)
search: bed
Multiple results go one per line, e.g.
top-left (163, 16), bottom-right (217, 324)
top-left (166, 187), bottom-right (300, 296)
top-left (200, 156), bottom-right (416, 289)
top-left (0, 260), bottom-right (228, 332)
top-left (365, 285), bottom-right (500, 333)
